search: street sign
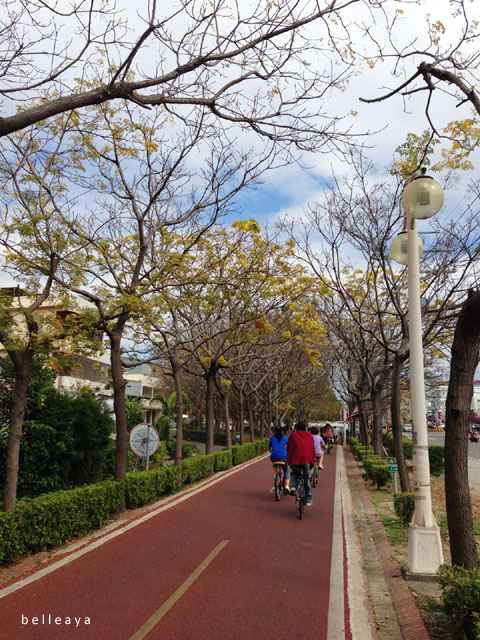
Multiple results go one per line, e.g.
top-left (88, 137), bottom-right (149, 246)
top-left (386, 457), bottom-right (398, 472)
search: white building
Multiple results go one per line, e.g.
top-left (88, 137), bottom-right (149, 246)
top-left (0, 288), bottom-right (167, 423)
top-left (425, 381), bottom-right (480, 422)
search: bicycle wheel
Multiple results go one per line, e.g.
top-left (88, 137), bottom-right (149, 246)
top-left (298, 484), bottom-right (304, 519)
top-left (311, 465), bottom-right (316, 489)
top-left (274, 467), bottom-right (282, 501)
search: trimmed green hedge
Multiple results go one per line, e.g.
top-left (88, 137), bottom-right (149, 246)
top-left (213, 449), bottom-right (232, 472)
top-left (125, 466), bottom-right (180, 509)
top-left (0, 439), bottom-right (267, 565)
top-left (0, 479), bottom-right (125, 563)
top-left (232, 442), bottom-right (256, 465)
top-left (182, 454), bottom-right (215, 485)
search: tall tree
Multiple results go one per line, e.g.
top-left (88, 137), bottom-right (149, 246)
top-left (444, 290), bottom-right (480, 569)
top-left (0, 120), bottom-right (101, 510)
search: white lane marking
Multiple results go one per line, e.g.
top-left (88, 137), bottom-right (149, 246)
top-left (327, 447), bottom-right (345, 640)
top-left (129, 540), bottom-right (230, 640)
top-left (0, 455), bottom-right (268, 600)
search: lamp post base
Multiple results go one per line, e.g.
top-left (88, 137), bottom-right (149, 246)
top-left (407, 523), bottom-right (444, 575)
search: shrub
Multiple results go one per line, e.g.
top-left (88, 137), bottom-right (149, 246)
top-left (232, 443), bottom-right (256, 465)
top-left (124, 466), bottom-right (179, 509)
top-left (393, 492), bottom-right (415, 529)
top-left (370, 462), bottom-right (390, 490)
top-left (254, 438), bottom-right (269, 456)
top-left (351, 444), bottom-right (366, 460)
top-left (12, 421), bottom-right (68, 497)
top-left (181, 454), bottom-right (215, 485)
top-left (1, 386), bottom-right (116, 496)
top-left (429, 445), bottom-right (445, 477)
top-left (0, 479), bottom-right (125, 563)
top-left (213, 449), bottom-right (232, 472)
top-left (363, 455), bottom-right (383, 481)
top-left (438, 564), bottom-right (480, 639)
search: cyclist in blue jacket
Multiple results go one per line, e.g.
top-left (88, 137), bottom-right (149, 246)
top-left (268, 425), bottom-right (291, 493)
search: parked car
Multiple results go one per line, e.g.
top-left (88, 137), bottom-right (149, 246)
top-left (402, 423), bottom-right (413, 432)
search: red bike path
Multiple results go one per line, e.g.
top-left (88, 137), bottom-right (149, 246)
top-left (0, 449), bottom-right (355, 640)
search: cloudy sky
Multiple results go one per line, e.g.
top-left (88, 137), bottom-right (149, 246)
top-left (230, 0), bottom-right (480, 233)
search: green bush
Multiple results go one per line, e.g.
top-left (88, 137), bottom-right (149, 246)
top-left (13, 421), bottom-right (68, 497)
top-left (393, 492), bottom-right (415, 528)
top-left (370, 462), bottom-right (390, 490)
top-left (232, 442), bottom-right (257, 465)
top-left (0, 386), bottom-right (115, 499)
top-left (181, 454), bottom-right (215, 485)
top-left (254, 438), bottom-right (269, 456)
top-left (213, 449), bottom-right (232, 472)
top-left (429, 445), bottom-right (445, 477)
top-left (363, 455), bottom-right (383, 480)
top-left (124, 466), bottom-right (179, 509)
top-left (32, 387), bottom-right (115, 487)
top-left (351, 443), bottom-right (366, 460)
top-left (438, 564), bottom-right (480, 639)
top-left (0, 479), bottom-right (125, 563)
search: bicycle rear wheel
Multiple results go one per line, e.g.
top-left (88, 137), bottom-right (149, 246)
top-left (274, 468), bottom-right (283, 501)
top-left (311, 464), bottom-right (317, 489)
top-left (298, 485), bottom-right (304, 519)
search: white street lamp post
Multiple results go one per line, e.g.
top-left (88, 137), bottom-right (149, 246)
top-left (391, 172), bottom-right (445, 575)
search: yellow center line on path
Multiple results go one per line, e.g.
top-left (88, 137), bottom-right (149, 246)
top-left (129, 539), bottom-right (230, 640)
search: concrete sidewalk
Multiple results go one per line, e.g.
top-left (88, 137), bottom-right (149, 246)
top-left (342, 446), bottom-right (432, 639)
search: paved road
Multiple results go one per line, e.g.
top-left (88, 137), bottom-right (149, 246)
top-left (0, 448), bottom-right (368, 640)
top-left (406, 431), bottom-right (480, 488)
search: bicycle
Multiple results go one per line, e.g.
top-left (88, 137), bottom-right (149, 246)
top-left (326, 438), bottom-right (333, 455)
top-left (273, 460), bottom-right (286, 501)
top-left (310, 457), bottom-right (319, 488)
top-left (291, 465), bottom-right (308, 519)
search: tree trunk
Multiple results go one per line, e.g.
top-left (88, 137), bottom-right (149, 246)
top-left (109, 328), bottom-right (129, 480)
top-left (172, 354), bottom-right (184, 473)
top-left (445, 290), bottom-right (480, 569)
top-left (223, 391), bottom-right (232, 452)
top-left (205, 371), bottom-right (215, 454)
top-left (358, 402), bottom-right (369, 447)
top-left (238, 389), bottom-right (245, 445)
top-left (391, 354), bottom-right (410, 492)
top-left (248, 402), bottom-right (255, 443)
top-left (259, 407), bottom-right (265, 439)
top-left (371, 385), bottom-right (384, 457)
top-left (2, 349), bottom-right (34, 511)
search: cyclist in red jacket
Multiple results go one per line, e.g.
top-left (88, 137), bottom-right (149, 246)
top-left (287, 421), bottom-right (315, 506)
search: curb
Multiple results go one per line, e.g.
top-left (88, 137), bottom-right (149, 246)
top-left (345, 447), bottom-right (431, 639)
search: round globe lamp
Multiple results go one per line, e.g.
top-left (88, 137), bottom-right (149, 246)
top-left (401, 175), bottom-right (444, 220)
top-left (390, 231), bottom-right (423, 265)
